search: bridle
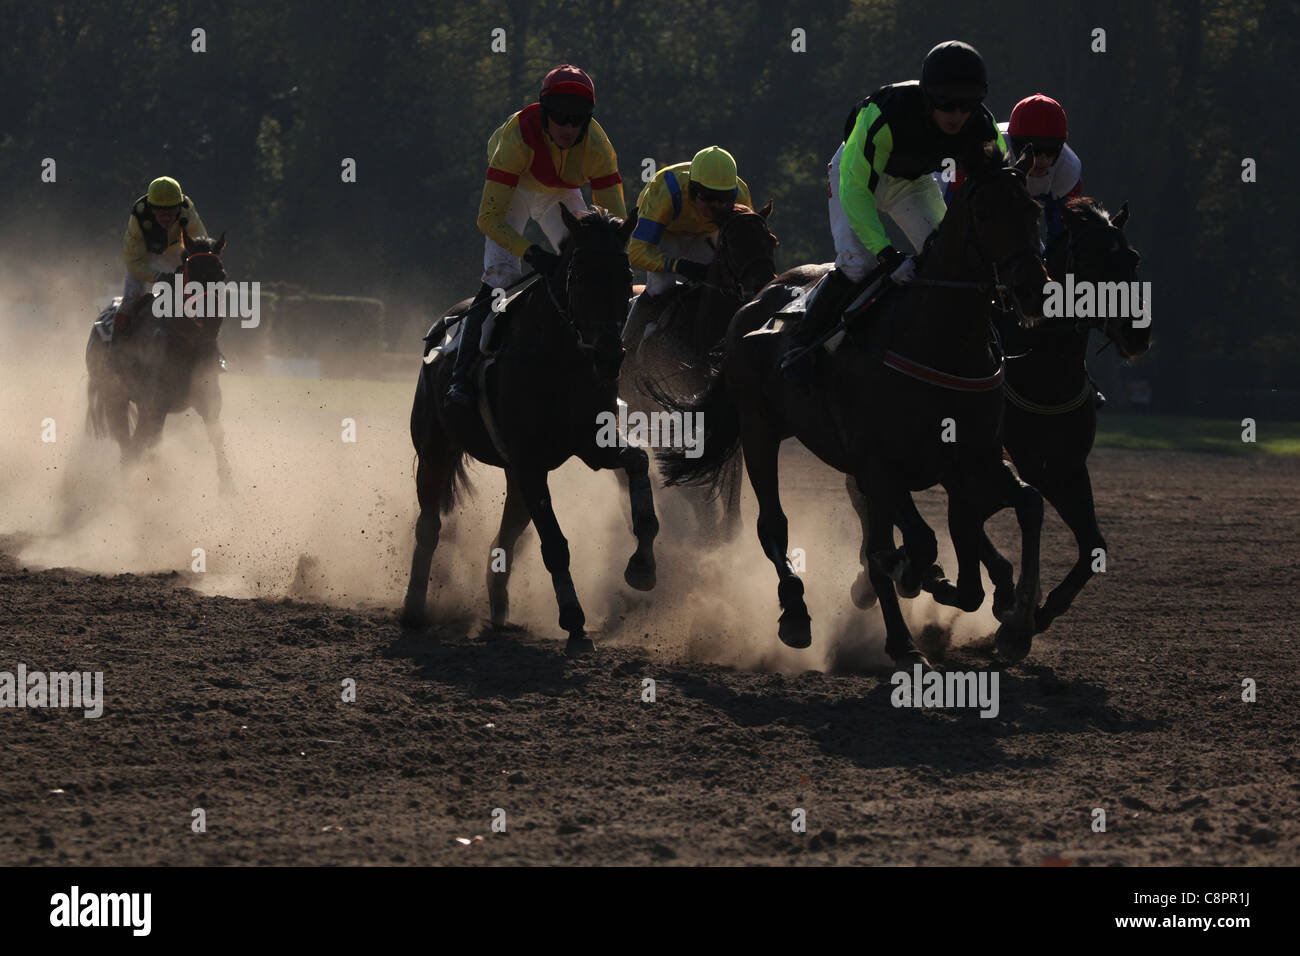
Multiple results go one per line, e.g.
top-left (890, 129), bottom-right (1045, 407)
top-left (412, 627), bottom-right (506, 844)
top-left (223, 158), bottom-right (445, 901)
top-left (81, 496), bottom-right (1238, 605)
top-left (918, 170), bottom-right (1043, 322)
top-left (174, 250), bottom-right (226, 334)
top-left (541, 242), bottom-right (631, 362)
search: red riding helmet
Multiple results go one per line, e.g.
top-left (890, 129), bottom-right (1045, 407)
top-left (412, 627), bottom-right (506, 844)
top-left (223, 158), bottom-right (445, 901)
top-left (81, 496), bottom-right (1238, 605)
top-left (540, 64), bottom-right (595, 105)
top-left (1008, 94), bottom-right (1068, 139)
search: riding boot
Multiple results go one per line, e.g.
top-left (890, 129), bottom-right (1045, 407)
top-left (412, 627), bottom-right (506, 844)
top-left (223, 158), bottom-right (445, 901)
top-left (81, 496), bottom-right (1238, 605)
top-left (445, 282), bottom-right (495, 407)
top-left (782, 268), bottom-right (855, 386)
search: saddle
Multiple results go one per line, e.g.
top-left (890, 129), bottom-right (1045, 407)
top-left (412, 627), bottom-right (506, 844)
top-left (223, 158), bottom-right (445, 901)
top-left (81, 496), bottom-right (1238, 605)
top-left (423, 280), bottom-right (538, 462)
top-left (92, 298), bottom-right (123, 343)
top-left (422, 281), bottom-right (534, 363)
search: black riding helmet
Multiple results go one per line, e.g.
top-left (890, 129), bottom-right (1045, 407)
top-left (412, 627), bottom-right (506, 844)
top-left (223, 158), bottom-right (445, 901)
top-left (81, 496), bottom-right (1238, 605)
top-left (921, 40), bottom-right (988, 108)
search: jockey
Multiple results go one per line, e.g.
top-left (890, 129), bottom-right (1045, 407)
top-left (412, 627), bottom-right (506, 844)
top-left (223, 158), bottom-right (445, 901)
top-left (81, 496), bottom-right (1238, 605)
top-left (1005, 94), bottom-right (1081, 241)
top-left (936, 94), bottom-right (1081, 242)
top-left (117, 176), bottom-right (207, 333)
top-left (623, 146), bottom-right (753, 349)
top-left (784, 41), bottom-right (1006, 384)
top-left (446, 63), bottom-right (626, 407)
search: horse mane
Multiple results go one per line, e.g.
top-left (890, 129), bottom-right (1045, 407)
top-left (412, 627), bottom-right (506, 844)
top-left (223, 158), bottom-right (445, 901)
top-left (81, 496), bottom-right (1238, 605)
top-left (1064, 196), bottom-right (1111, 226)
top-left (962, 138), bottom-right (1009, 181)
top-left (183, 235), bottom-right (223, 254)
top-left (557, 205), bottom-right (625, 256)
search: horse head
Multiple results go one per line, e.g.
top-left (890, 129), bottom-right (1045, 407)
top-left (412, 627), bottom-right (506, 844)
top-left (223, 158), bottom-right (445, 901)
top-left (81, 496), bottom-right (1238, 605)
top-left (558, 204), bottom-right (636, 382)
top-left (1059, 199), bottom-right (1150, 359)
top-left (941, 140), bottom-right (1049, 322)
top-left (178, 231), bottom-right (229, 344)
top-left (711, 200), bottom-right (778, 302)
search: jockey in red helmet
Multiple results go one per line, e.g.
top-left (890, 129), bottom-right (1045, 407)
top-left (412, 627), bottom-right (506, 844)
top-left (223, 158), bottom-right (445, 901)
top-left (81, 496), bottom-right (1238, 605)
top-left (1004, 94), bottom-right (1081, 241)
top-left (447, 64), bottom-right (627, 406)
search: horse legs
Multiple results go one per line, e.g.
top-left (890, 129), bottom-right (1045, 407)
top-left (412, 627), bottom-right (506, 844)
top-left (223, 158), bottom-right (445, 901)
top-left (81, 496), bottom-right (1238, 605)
top-left (400, 443), bottom-right (456, 629)
top-left (128, 404), bottom-right (167, 463)
top-left (192, 373), bottom-right (235, 495)
top-left (617, 445), bottom-right (659, 590)
top-left (978, 529), bottom-right (1017, 620)
top-left (486, 472), bottom-right (532, 628)
top-left (514, 465), bottom-right (591, 656)
top-left (845, 473), bottom-right (877, 609)
top-left (991, 462), bottom-right (1044, 662)
top-left (1034, 464), bottom-right (1104, 632)
top-left (924, 492), bottom-right (986, 613)
top-left (581, 442), bottom-right (659, 591)
top-left (857, 470), bottom-right (929, 667)
top-left (740, 415), bottom-right (809, 648)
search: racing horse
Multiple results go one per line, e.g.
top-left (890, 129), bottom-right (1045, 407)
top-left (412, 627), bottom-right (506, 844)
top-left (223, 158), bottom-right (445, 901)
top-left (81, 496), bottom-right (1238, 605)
top-left (402, 206), bottom-right (658, 656)
top-left (655, 142), bottom-right (1049, 666)
top-left (85, 232), bottom-right (234, 494)
top-left (845, 197), bottom-right (1151, 634)
top-left (620, 201), bottom-right (778, 539)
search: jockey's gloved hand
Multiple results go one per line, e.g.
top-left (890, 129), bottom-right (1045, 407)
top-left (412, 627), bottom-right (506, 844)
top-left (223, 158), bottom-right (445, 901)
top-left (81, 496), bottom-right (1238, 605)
top-left (673, 259), bottom-right (710, 283)
top-left (523, 245), bottom-right (561, 277)
top-left (878, 246), bottom-right (916, 285)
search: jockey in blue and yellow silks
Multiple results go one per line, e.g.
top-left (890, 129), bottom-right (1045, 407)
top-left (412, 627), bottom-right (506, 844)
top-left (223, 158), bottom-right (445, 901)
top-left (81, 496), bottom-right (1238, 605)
top-left (622, 146), bottom-right (752, 350)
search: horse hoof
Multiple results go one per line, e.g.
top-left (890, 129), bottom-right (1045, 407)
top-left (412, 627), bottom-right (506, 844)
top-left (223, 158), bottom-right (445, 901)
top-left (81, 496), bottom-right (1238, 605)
top-left (890, 648), bottom-right (934, 671)
top-left (777, 613), bottom-right (812, 649)
top-left (623, 554), bottom-right (657, 592)
top-left (399, 605), bottom-right (430, 630)
top-left (565, 634), bottom-right (595, 657)
top-left (992, 589), bottom-right (1016, 621)
top-left (994, 620), bottom-right (1032, 664)
top-left (850, 572), bottom-right (877, 609)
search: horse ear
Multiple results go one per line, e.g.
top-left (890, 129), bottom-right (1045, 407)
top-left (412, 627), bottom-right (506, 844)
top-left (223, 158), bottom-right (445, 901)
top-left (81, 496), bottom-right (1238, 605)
top-left (1013, 145), bottom-right (1034, 174)
top-left (759, 198), bottom-right (773, 220)
top-left (619, 207), bottom-right (638, 245)
top-left (560, 203), bottom-right (581, 233)
top-left (215, 231), bottom-right (227, 255)
top-left (1113, 201), bottom-right (1130, 229)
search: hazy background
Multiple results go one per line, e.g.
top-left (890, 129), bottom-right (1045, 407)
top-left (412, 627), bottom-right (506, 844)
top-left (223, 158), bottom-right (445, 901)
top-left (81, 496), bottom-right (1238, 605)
top-left (1, 0), bottom-right (1296, 411)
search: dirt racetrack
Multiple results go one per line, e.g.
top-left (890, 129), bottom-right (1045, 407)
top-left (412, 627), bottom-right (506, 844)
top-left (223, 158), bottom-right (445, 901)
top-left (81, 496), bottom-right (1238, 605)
top-left (1, 342), bottom-right (1297, 864)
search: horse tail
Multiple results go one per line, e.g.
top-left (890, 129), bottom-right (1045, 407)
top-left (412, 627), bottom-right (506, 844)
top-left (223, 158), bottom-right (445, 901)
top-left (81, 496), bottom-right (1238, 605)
top-left (441, 450), bottom-right (472, 515)
top-left (86, 370), bottom-right (110, 439)
top-left (647, 367), bottom-right (741, 499)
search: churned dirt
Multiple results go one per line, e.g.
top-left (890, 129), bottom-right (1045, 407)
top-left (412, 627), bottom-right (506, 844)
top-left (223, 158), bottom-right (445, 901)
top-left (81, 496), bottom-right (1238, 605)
top-left (2, 377), bottom-right (1296, 866)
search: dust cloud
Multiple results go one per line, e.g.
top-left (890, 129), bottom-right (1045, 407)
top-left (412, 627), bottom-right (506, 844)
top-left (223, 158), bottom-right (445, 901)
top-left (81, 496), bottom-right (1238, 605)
top-left (0, 247), bottom-right (1003, 672)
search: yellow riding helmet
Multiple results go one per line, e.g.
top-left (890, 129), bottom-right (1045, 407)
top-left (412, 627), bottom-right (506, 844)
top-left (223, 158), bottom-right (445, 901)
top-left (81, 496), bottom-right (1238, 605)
top-left (147, 176), bottom-right (184, 207)
top-left (689, 146), bottom-right (738, 192)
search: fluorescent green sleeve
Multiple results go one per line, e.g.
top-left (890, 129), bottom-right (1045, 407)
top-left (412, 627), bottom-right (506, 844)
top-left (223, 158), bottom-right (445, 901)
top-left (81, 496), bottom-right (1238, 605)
top-left (839, 103), bottom-right (894, 257)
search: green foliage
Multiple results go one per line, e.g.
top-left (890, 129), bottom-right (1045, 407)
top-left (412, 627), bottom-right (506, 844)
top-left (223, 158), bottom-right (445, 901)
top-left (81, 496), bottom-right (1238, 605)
top-left (1, 0), bottom-right (1295, 406)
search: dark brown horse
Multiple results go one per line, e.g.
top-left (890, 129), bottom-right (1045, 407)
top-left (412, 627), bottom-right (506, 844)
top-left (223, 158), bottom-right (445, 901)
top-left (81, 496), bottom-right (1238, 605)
top-left (85, 232), bottom-right (233, 493)
top-left (656, 143), bottom-right (1049, 667)
top-left (402, 206), bottom-right (658, 656)
top-left (621, 201), bottom-right (778, 538)
top-left (985, 197), bottom-right (1150, 629)
top-left (845, 197), bottom-right (1150, 634)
